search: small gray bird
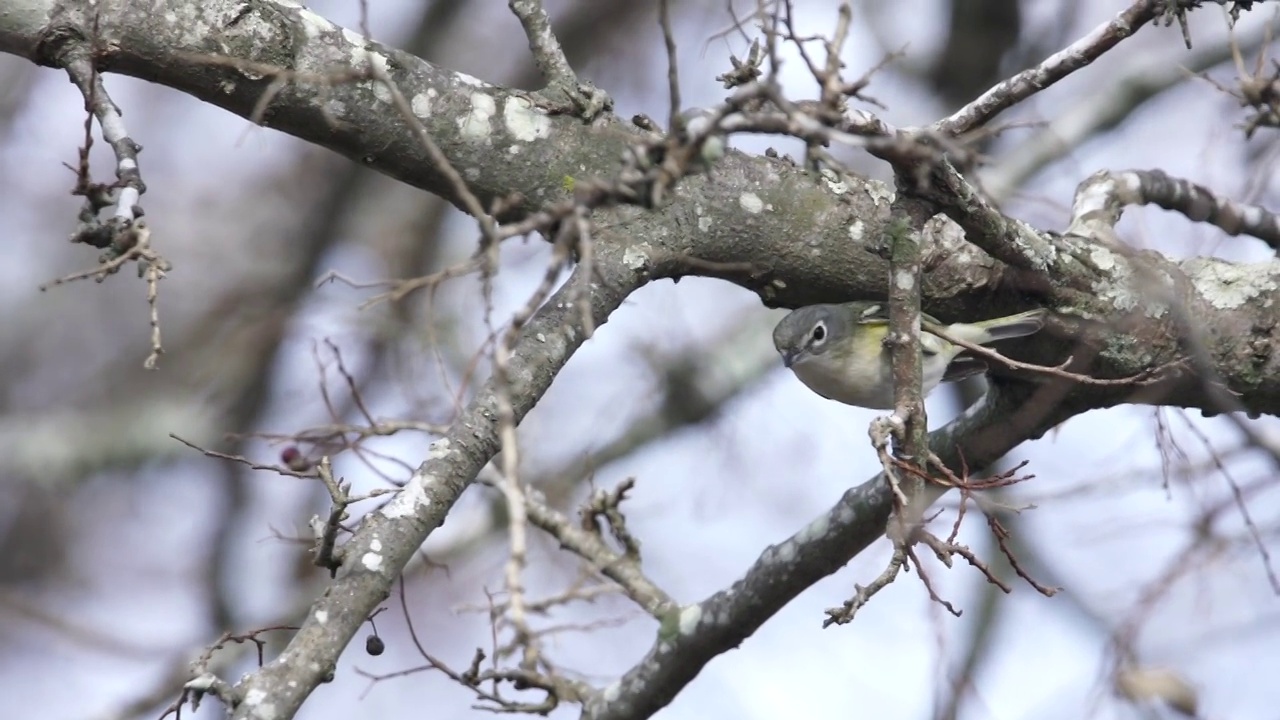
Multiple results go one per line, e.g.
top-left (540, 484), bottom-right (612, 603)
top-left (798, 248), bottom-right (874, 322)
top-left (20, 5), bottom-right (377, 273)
top-left (772, 301), bottom-right (1046, 409)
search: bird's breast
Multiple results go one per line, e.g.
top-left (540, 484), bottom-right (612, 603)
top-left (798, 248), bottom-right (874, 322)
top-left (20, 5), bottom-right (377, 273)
top-left (790, 357), bottom-right (895, 409)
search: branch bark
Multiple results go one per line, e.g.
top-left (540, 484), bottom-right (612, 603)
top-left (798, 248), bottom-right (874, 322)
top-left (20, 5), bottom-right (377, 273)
top-left (585, 382), bottom-right (1077, 720)
top-left (5, 2), bottom-right (1277, 422)
top-left (223, 248), bottom-right (645, 719)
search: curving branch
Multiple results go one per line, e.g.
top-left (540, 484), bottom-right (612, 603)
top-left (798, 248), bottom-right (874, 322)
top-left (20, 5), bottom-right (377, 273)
top-left (1069, 168), bottom-right (1280, 249)
top-left (221, 249), bottom-right (646, 719)
top-left (585, 383), bottom-right (1077, 720)
top-left (6, 1), bottom-right (1277, 406)
top-left (982, 22), bottom-right (1277, 201)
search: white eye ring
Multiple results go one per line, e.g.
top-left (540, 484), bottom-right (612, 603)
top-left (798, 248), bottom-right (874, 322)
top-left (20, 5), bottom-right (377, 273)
top-left (811, 322), bottom-right (827, 344)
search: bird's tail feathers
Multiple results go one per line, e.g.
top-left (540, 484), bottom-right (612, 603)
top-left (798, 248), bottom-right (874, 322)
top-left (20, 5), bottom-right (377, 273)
top-left (949, 309), bottom-right (1047, 345)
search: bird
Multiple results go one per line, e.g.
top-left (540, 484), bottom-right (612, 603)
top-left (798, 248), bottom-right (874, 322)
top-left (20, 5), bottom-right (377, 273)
top-left (772, 301), bottom-right (1046, 409)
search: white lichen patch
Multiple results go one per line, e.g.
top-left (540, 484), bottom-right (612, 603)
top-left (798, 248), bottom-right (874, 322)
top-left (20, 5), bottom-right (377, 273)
top-left (1089, 245), bottom-right (1118, 271)
top-left (797, 514), bottom-right (829, 543)
top-left (503, 97), bottom-right (551, 142)
top-left (185, 673), bottom-right (218, 691)
top-left (370, 538), bottom-right (383, 552)
top-left (335, 33), bottom-right (393, 104)
top-left (411, 90), bottom-right (437, 118)
top-left (1187, 258), bottom-right (1279, 310)
top-left (738, 192), bottom-right (764, 213)
top-left (865, 180), bottom-right (895, 206)
top-left (602, 682), bottom-right (621, 702)
top-left (341, 27), bottom-right (365, 46)
top-left (678, 605), bottom-right (703, 634)
top-left (167, 4), bottom-right (231, 49)
top-left (459, 93), bottom-right (496, 142)
top-left (428, 438), bottom-right (451, 460)
top-left (361, 552), bottom-right (383, 571)
top-left (1143, 301), bottom-right (1169, 319)
top-left (623, 244), bottom-right (651, 270)
top-left (1139, 269), bottom-right (1174, 319)
top-left (243, 688), bottom-right (266, 704)
top-left (456, 72), bottom-right (490, 88)
top-left (1092, 281), bottom-right (1141, 312)
top-left (380, 473), bottom-right (433, 518)
top-left (243, 688), bottom-right (272, 710)
top-left (848, 220), bottom-right (865, 242)
top-left (315, 610), bottom-right (328, 624)
top-left (698, 215), bottom-right (713, 232)
top-left (774, 541), bottom-right (797, 562)
top-left (357, 51), bottom-right (390, 85)
top-left (894, 270), bottom-right (915, 290)
top-left (1011, 222), bottom-right (1059, 270)
top-left (820, 167), bottom-right (848, 195)
top-left (297, 7), bottom-right (334, 38)
top-left (1087, 242), bottom-right (1141, 312)
top-left (324, 98), bottom-right (347, 118)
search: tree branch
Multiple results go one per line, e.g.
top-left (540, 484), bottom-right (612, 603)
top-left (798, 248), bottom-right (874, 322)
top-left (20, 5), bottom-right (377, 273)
top-left (585, 384), bottom-right (1078, 720)
top-left (6, 1), bottom-right (1277, 421)
top-left (934, 0), bottom-right (1164, 136)
top-left (222, 249), bottom-right (647, 720)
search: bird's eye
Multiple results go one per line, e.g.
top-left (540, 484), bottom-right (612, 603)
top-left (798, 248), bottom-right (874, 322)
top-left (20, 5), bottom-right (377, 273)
top-left (811, 323), bottom-right (827, 343)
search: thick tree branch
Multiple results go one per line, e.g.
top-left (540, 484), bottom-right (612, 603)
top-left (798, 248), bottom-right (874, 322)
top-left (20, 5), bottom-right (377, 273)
top-left (221, 249), bottom-right (647, 720)
top-left (5, 0), bottom-right (1276, 422)
top-left (0, 0), bottom-right (977, 310)
top-left (585, 383), bottom-right (1079, 720)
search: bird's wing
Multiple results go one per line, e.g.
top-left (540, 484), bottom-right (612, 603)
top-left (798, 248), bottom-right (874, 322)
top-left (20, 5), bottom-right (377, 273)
top-left (857, 305), bottom-right (949, 358)
top-left (920, 329), bottom-right (952, 357)
top-left (941, 356), bottom-right (989, 382)
top-left (854, 303), bottom-right (945, 326)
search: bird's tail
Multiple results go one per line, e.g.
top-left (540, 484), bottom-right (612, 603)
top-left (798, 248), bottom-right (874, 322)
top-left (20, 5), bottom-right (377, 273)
top-left (948, 309), bottom-right (1047, 345)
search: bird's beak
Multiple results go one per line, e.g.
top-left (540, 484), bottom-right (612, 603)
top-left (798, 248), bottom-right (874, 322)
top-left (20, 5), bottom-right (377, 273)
top-left (781, 350), bottom-right (799, 368)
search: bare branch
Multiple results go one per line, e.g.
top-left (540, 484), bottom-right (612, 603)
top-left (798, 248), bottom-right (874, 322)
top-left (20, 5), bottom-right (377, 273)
top-left (984, 23), bottom-right (1276, 200)
top-left (507, 0), bottom-right (573, 84)
top-left (507, 0), bottom-right (611, 119)
top-left (1069, 168), bottom-right (1280, 250)
top-left (934, 0), bottom-right (1165, 136)
top-left (500, 471), bottom-right (674, 618)
top-left (585, 384), bottom-right (1079, 720)
top-left (218, 253), bottom-right (646, 720)
top-left (58, 36), bottom-right (146, 226)
top-left (657, 0), bottom-right (680, 131)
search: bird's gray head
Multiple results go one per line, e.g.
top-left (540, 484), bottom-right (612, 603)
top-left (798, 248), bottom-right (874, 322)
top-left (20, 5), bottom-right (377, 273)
top-left (772, 304), bottom-right (857, 368)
